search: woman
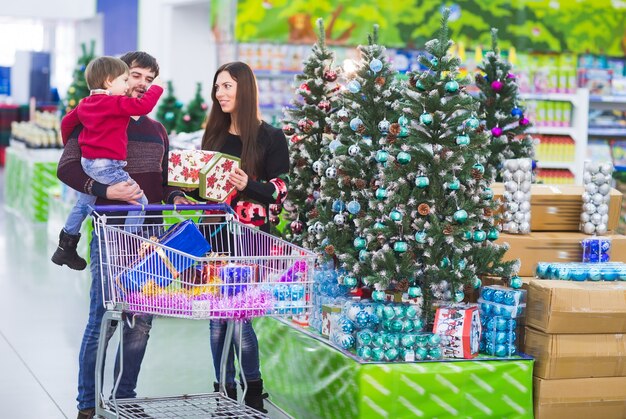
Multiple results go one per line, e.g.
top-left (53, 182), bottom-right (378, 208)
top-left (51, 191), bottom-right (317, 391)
top-left (199, 61), bottom-right (289, 412)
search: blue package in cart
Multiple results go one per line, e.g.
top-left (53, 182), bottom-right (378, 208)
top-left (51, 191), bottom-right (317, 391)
top-left (219, 264), bottom-right (256, 296)
top-left (119, 219), bottom-right (212, 291)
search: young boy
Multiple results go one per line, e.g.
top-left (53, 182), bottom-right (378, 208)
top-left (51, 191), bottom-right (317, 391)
top-left (52, 56), bottom-right (163, 270)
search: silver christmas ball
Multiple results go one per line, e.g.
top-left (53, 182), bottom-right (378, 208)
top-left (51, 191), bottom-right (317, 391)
top-left (519, 221), bottom-right (531, 234)
top-left (524, 211), bottom-right (531, 222)
top-left (597, 203), bottom-right (609, 215)
top-left (598, 183), bottom-right (611, 196)
top-left (334, 213), bottom-right (346, 225)
top-left (583, 172), bottom-right (592, 184)
top-left (506, 160), bottom-right (520, 172)
top-left (520, 180), bottom-right (531, 193)
top-left (513, 191), bottom-right (526, 202)
top-left (591, 213), bottom-right (602, 225)
top-left (585, 182), bottom-right (599, 195)
top-left (514, 211), bottom-right (525, 223)
top-left (512, 170), bottom-right (525, 183)
top-left (506, 221), bottom-right (519, 233)
top-left (592, 193), bottom-right (604, 206)
top-left (348, 144), bottom-right (361, 156)
top-left (519, 201), bottom-right (531, 213)
top-left (580, 212), bottom-right (591, 223)
top-left (307, 225), bottom-right (316, 235)
top-left (312, 160), bottom-right (325, 175)
top-left (596, 224), bottom-right (608, 235)
top-left (519, 158), bottom-right (532, 172)
top-left (600, 162), bottom-right (614, 175)
top-left (503, 192), bottom-right (513, 202)
top-left (602, 214), bottom-right (609, 224)
top-left (315, 222), bottom-right (325, 233)
top-left (505, 181), bottom-right (519, 193)
top-left (502, 171), bottom-right (513, 182)
top-left (583, 203), bottom-right (597, 213)
top-left (508, 202), bottom-right (520, 213)
top-left (593, 173), bottom-right (608, 186)
top-left (503, 211), bottom-right (513, 221)
top-left (524, 172), bottom-right (533, 182)
top-left (583, 222), bottom-right (596, 234)
top-left (586, 162), bottom-right (600, 174)
top-left (582, 192), bottom-right (591, 203)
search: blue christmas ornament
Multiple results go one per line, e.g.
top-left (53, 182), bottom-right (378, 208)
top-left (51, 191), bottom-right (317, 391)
top-left (347, 80), bottom-right (361, 93)
top-left (347, 200), bottom-right (361, 214)
top-left (329, 139), bottom-right (342, 153)
top-left (357, 347), bottom-right (372, 360)
top-left (349, 117), bottom-right (363, 131)
top-left (355, 310), bottom-right (370, 328)
top-left (332, 199), bottom-right (345, 213)
top-left (511, 107), bottom-right (524, 118)
top-left (369, 59), bottom-right (383, 73)
top-left (510, 276), bottom-right (523, 289)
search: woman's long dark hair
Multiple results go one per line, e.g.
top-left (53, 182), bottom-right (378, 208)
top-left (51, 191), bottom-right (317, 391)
top-left (201, 61), bottom-right (261, 178)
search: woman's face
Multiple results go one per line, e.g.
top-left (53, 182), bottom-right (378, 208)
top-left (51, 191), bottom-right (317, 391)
top-left (215, 71), bottom-right (237, 114)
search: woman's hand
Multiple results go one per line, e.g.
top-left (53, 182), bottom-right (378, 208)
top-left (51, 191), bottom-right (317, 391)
top-left (229, 168), bottom-right (249, 191)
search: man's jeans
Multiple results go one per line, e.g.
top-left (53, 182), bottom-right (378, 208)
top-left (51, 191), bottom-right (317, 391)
top-left (210, 320), bottom-right (261, 386)
top-left (76, 226), bottom-right (152, 410)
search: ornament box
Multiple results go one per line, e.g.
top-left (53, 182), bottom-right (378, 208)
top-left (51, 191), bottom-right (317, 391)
top-left (526, 279), bottom-right (626, 334)
top-left (524, 327), bottom-right (626, 379)
top-left (433, 304), bottom-right (481, 359)
top-left (491, 183), bottom-right (623, 232)
top-left (495, 232), bottom-right (626, 276)
top-left (167, 149), bottom-right (216, 188)
top-left (321, 303), bottom-right (342, 337)
top-left (199, 152), bottom-right (241, 202)
top-left (534, 376), bottom-right (626, 419)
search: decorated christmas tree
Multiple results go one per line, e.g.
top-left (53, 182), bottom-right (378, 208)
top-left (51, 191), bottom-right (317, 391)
top-left (64, 41), bottom-right (96, 114)
top-left (306, 25), bottom-right (403, 289)
top-left (359, 9), bottom-right (518, 321)
top-left (157, 80), bottom-right (183, 134)
top-left (476, 28), bottom-right (535, 181)
top-left (281, 18), bottom-right (341, 244)
top-left (176, 82), bottom-right (208, 133)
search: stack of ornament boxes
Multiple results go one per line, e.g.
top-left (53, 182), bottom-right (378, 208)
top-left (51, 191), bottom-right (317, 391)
top-left (490, 182), bottom-right (626, 417)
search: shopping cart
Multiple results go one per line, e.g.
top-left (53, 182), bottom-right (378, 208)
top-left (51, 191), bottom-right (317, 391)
top-left (91, 204), bottom-right (315, 418)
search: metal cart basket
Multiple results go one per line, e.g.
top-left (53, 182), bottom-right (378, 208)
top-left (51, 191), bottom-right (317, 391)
top-left (92, 204), bottom-right (315, 418)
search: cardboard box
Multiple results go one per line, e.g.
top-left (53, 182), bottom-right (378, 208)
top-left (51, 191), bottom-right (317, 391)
top-left (321, 304), bottom-right (342, 337)
top-left (492, 183), bottom-right (623, 232)
top-left (167, 150), bottom-right (216, 188)
top-left (534, 376), bottom-right (626, 419)
top-left (199, 152), bottom-right (240, 202)
top-left (496, 232), bottom-right (626, 276)
top-left (433, 304), bottom-right (481, 359)
top-left (524, 327), bottom-right (626, 379)
top-left (526, 280), bottom-right (626, 334)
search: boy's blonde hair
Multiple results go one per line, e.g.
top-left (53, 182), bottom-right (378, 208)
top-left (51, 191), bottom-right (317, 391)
top-left (85, 56), bottom-right (129, 90)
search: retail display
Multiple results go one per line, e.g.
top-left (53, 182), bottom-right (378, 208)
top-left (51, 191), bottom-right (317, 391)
top-left (501, 157), bottom-right (532, 234)
top-left (10, 111), bottom-right (62, 148)
top-left (580, 161), bottom-right (613, 235)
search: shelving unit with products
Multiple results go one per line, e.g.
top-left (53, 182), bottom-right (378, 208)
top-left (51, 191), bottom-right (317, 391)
top-left (522, 89), bottom-right (589, 184)
top-left (587, 95), bottom-right (626, 173)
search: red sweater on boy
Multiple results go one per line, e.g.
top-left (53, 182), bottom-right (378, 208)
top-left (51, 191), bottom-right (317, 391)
top-left (61, 85), bottom-right (163, 160)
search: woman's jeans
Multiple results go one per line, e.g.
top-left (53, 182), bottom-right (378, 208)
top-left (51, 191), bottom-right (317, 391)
top-left (76, 225), bottom-right (152, 410)
top-left (210, 319), bottom-right (261, 386)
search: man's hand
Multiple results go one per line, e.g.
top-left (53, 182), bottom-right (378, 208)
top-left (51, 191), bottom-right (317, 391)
top-left (106, 180), bottom-right (144, 204)
top-left (173, 195), bottom-right (196, 205)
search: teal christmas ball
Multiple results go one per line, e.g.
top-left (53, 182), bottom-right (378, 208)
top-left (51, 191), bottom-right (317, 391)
top-left (408, 286), bottom-right (422, 298)
top-left (473, 276), bottom-right (482, 289)
top-left (453, 209), bottom-right (469, 223)
top-left (358, 249), bottom-right (367, 262)
top-left (353, 237), bottom-right (367, 250)
top-left (466, 116), bottom-right (480, 130)
top-left (454, 290), bottom-right (465, 302)
top-left (440, 257), bottom-right (450, 268)
top-left (416, 80), bottom-right (425, 91)
top-left (445, 80), bottom-right (459, 93)
top-left (462, 230), bottom-right (472, 241)
top-left (430, 57), bottom-right (439, 67)
top-left (375, 188), bottom-right (387, 200)
top-left (372, 290), bottom-right (386, 301)
top-left (390, 209), bottom-right (403, 222)
top-left (394, 241), bottom-right (408, 253)
top-left (420, 112), bottom-right (433, 125)
top-left (397, 151), bottom-right (411, 164)
top-left (414, 231), bottom-right (427, 244)
top-left (510, 276), bottom-right (523, 289)
top-left (399, 126), bottom-right (409, 138)
top-left (482, 188), bottom-right (494, 200)
top-left (415, 176), bottom-right (429, 188)
top-left (164, 111), bottom-right (175, 121)
top-left (398, 115), bottom-right (409, 127)
top-left (349, 117), bottom-right (363, 131)
top-left (473, 230), bottom-right (487, 242)
top-left (374, 222), bottom-right (385, 230)
top-left (447, 178), bottom-right (460, 190)
top-left (472, 163), bottom-right (485, 174)
top-left (456, 134), bottom-right (470, 146)
top-left (343, 276), bottom-right (358, 288)
top-left (376, 150), bottom-right (389, 163)
top-left (487, 228), bottom-right (499, 241)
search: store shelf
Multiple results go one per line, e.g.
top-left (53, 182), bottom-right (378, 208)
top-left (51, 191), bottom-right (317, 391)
top-left (590, 95), bottom-right (626, 103)
top-left (588, 127), bottom-right (626, 137)
top-left (527, 126), bottom-right (576, 136)
top-left (521, 92), bottom-right (578, 103)
top-left (535, 161), bottom-right (576, 171)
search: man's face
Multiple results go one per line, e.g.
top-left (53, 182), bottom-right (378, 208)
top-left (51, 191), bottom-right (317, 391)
top-left (127, 66), bottom-right (156, 98)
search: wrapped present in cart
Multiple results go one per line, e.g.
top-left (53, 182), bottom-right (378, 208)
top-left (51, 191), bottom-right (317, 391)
top-left (92, 203), bottom-right (315, 418)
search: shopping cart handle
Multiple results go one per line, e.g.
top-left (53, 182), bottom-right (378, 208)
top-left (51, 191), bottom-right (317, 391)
top-left (91, 203), bottom-right (235, 214)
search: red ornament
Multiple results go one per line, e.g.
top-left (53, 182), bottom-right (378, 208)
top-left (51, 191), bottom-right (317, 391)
top-left (490, 80), bottom-right (504, 92)
top-left (318, 100), bottom-right (331, 112)
top-left (290, 220), bottom-right (304, 234)
top-left (269, 215), bottom-right (280, 225)
top-left (290, 134), bottom-right (301, 144)
top-left (299, 83), bottom-right (310, 92)
top-left (323, 70), bottom-right (338, 82)
top-left (298, 118), bottom-right (314, 133)
top-left (282, 124), bottom-right (295, 136)
top-left (269, 204), bottom-right (282, 215)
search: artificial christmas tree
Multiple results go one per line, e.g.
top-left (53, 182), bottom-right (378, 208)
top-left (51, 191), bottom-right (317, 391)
top-left (176, 82), bottom-right (208, 133)
top-left (63, 41), bottom-right (96, 114)
top-left (476, 28), bottom-right (535, 181)
top-left (157, 80), bottom-right (183, 135)
top-left (282, 18), bottom-right (341, 244)
top-left (306, 25), bottom-right (402, 289)
top-left (358, 9), bottom-right (518, 321)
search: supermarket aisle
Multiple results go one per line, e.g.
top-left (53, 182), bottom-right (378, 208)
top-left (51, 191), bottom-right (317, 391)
top-left (0, 167), bottom-right (217, 418)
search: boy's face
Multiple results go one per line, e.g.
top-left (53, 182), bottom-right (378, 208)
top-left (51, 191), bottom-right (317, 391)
top-left (127, 66), bottom-right (156, 98)
top-left (108, 73), bottom-right (129, 96)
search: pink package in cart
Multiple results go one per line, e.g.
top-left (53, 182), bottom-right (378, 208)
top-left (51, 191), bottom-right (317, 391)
top-left (168, 150), bottom-right (216, 188)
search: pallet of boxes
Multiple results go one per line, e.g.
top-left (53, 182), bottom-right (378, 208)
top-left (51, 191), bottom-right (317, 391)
top-left (493, 163), bottom-right (626, 419)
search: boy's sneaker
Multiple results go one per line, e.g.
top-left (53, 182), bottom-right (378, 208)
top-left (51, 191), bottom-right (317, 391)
top-left (51, 229), bottom-right (87, 270)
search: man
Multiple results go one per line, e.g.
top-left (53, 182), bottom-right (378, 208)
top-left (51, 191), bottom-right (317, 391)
top-left (57, 51), bottom-right (185, 419)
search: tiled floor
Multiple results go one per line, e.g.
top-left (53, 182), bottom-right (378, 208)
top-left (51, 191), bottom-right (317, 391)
top-left (0, 167), bottom-right (284, 418)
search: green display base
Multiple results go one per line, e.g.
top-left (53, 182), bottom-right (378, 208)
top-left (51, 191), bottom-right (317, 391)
top-left (256, 317), bottom-right (534, 418)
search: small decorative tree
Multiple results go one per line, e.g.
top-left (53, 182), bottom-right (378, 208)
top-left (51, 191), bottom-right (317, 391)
top-left (176, 82), bottom-right (208, 133)
top-left (64, 41), bottom-right (96, 114)
top-left (157, 80), bottom-right (183, 134)
top-left (476, 28), bottom-right (535, 181)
